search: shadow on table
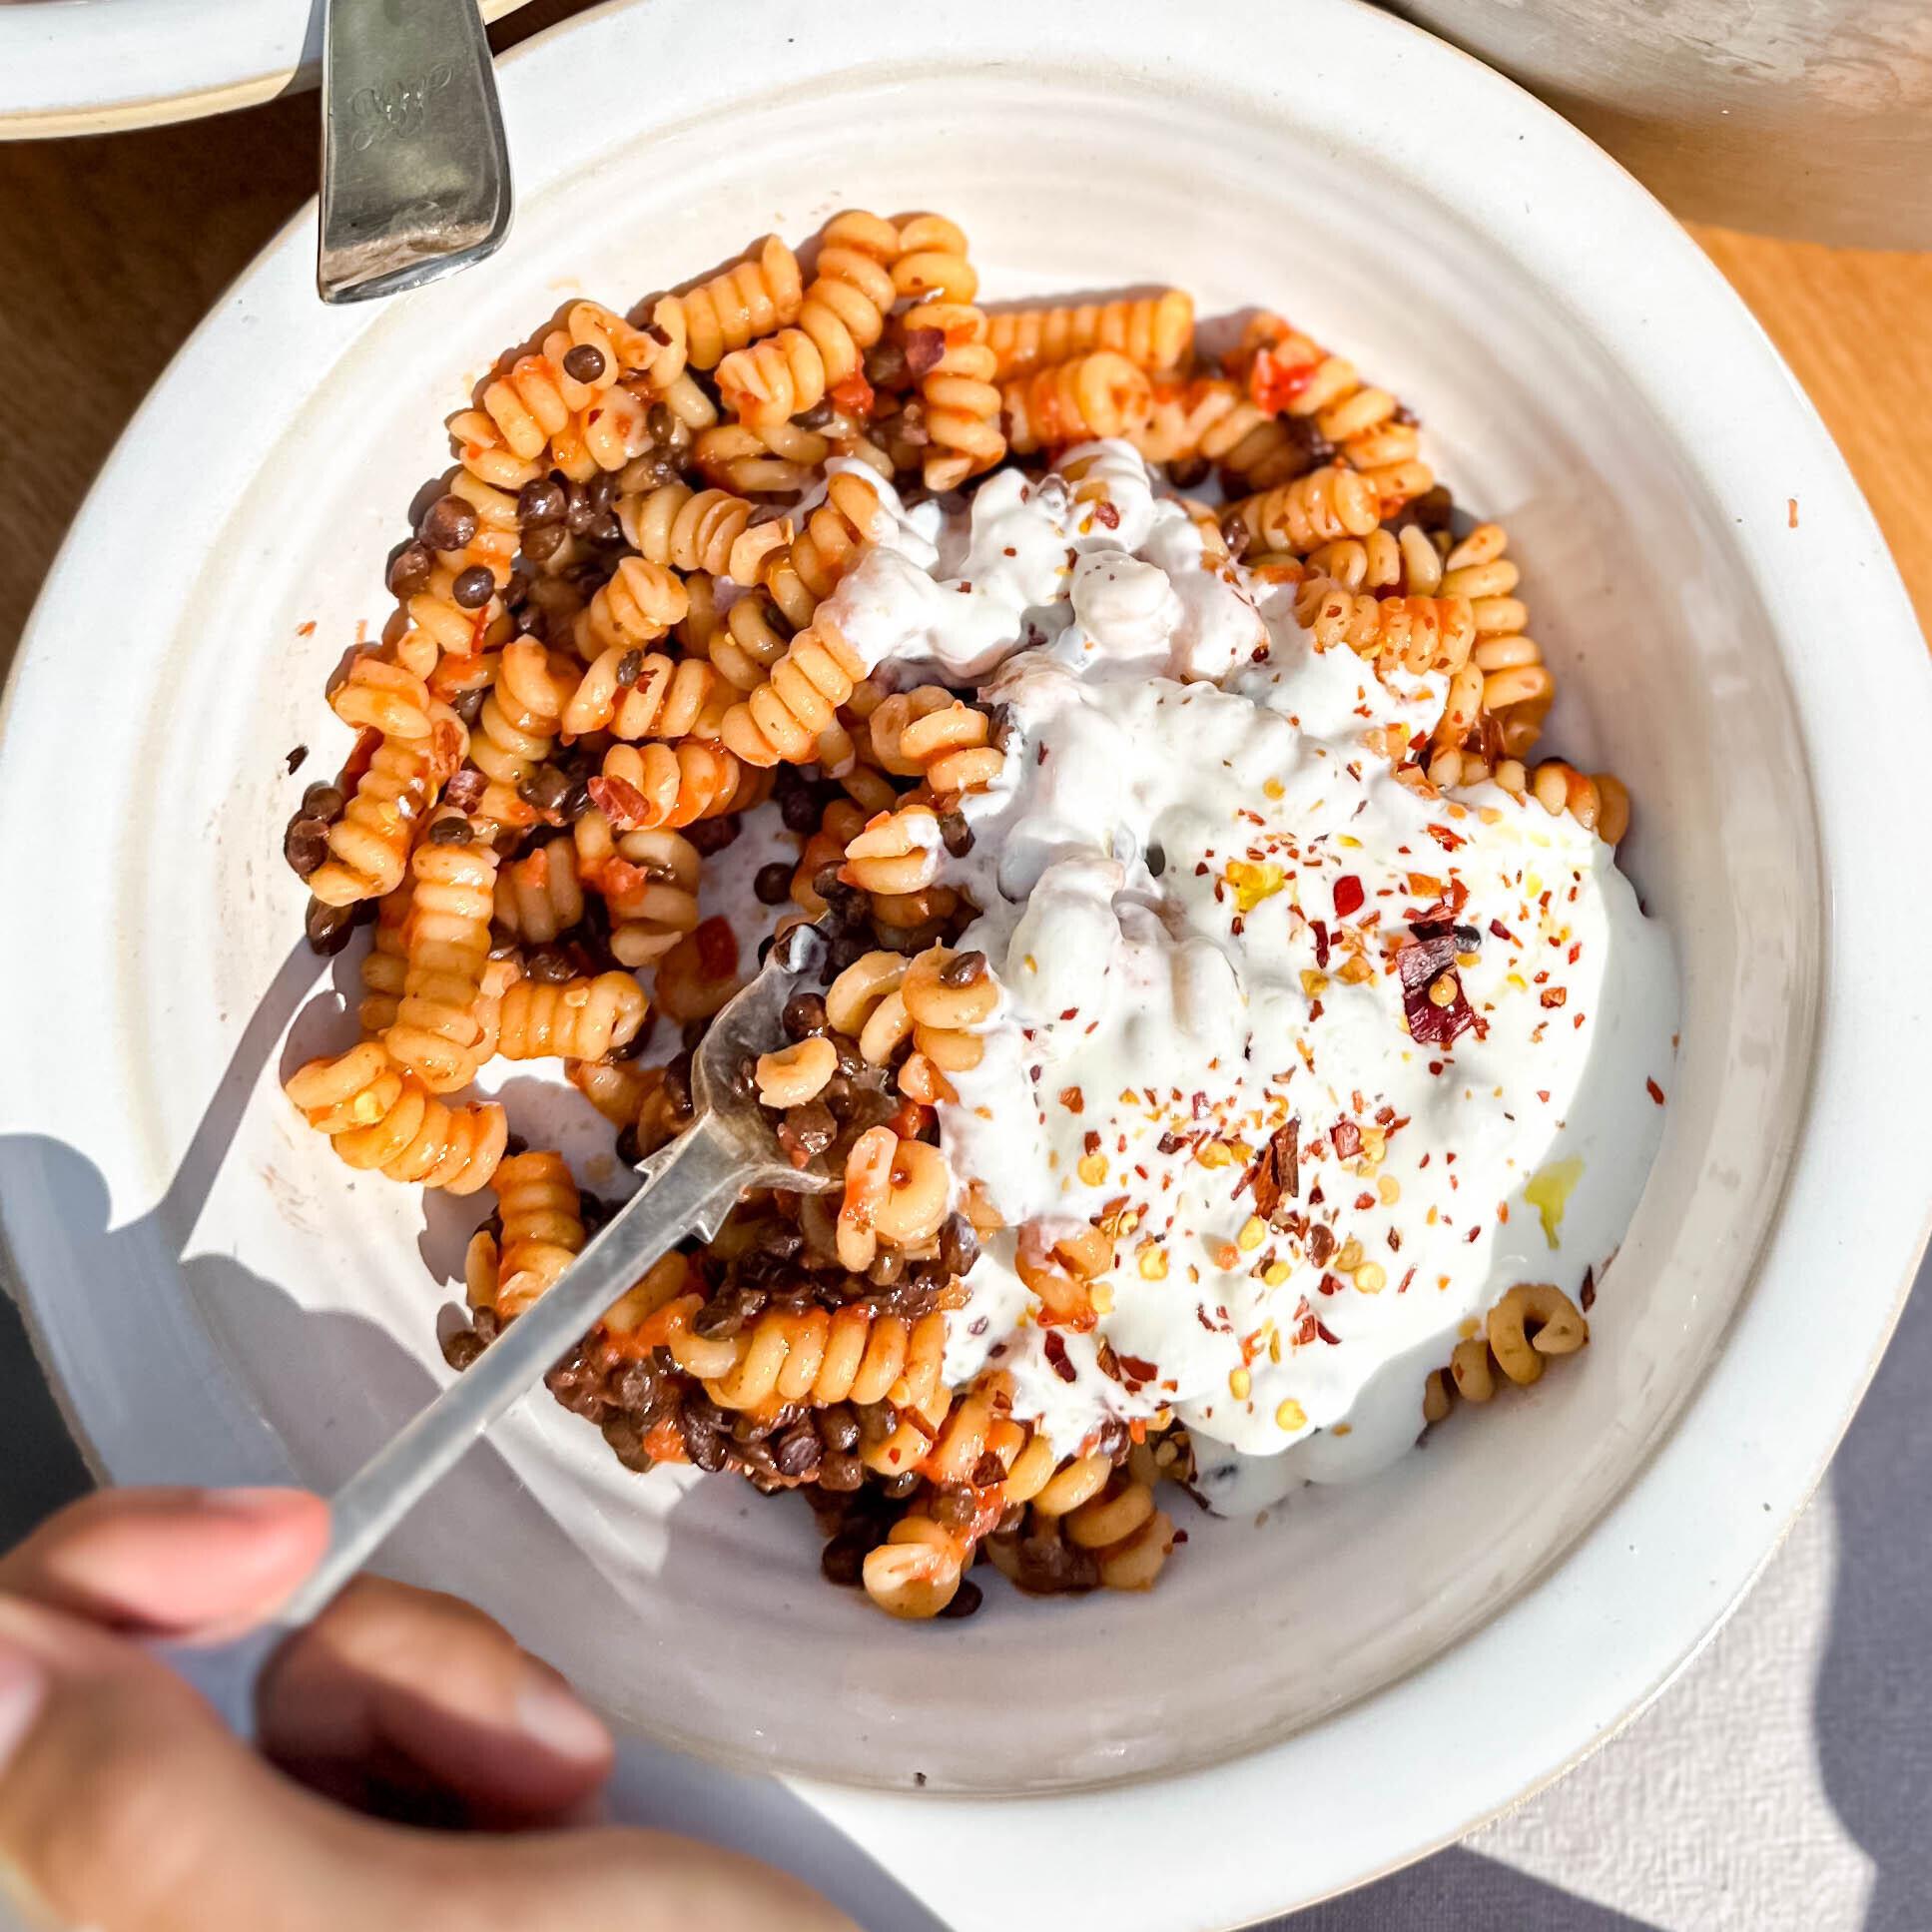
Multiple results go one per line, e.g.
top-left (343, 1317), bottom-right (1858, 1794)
top-left (1814, 1243), bottom-right (1932, 1932)
top-left (1274, 1848), bottom-right (1656, 1929)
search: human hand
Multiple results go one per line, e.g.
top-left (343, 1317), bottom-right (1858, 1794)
top-left (0, 1487), bottom-right (853, 1931)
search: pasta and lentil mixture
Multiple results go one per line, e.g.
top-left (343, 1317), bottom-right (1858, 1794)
top-left (282, 213), bottom-right (1676, 1617)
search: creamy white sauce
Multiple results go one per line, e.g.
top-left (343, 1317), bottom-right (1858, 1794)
top-left (813, 444), bottom-right (1677, 1512)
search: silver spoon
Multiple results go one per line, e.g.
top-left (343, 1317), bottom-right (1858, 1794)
top-left (318, 0), bottom-right (513, 304)
top-left (163, 923), bottom-right (836, 1724)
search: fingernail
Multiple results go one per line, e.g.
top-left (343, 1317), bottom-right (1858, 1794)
top-left (199, 1487), bottom-right (311, 1519)
top-left (0, 1642), bottom-right (48, 1776)
top-left (514, 1674), bottom-right (611, 1763)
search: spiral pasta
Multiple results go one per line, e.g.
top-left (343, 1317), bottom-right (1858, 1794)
top-left (469, 639), bottom-right (574, 830)
top-left (574, 819), bottom-right (703, 966)
top-left (570, 557), bottom-right (690, 661)
top-left (895, 300), bottom-right (1002, 490)
top-left (837, 802), bottom-right (944, 896)
top-left (891, 214), bottom-right (978, 304)
top-left (716, 614), bottom-right (868, 768)
top-left (663, 236), bottom-right (804, 369)
top-left (1240, 312), bottom-right (1434, 513)
top-left (684, 582), bottom-right (792, 693)
top-left (496, 971), bottom-right (649, 1063)
top-left (674, 1303), bottom-right (949, 1416)
top-left (285, 1041), bottom-right (507, 1193)
top-left (1130, 376), bottom-right (1327, 486)
top-left (1225, 465), bottom-right (1380, 554)
top-left (329, 656), bottom-right (436, 742)
top-left (1000, 350), bottom-right (1154, 453)
top-left (615, 482), bottom-right (762, 579)
top-left (1293, 577), bottom-right (1477, 675)
top-left (749, 469), bottom-right (884, 628)
top-left (836, 1126), bottom-right (949, 1271)
top-left (493, 836), bottom-right (585, 945)
top-left (713, 210), bottom-right (901, 426)
top-left (465, 1150), bottom-right (586, 1319)
top-left (382, 831), bottom-right (501, 1093)
top-left (865, 687), bottom-right (1005, 796)
top-left (356, 880), bottom-right (413, 1036)
top-left (561, 648), bottom-right (724, 741)
top-left (986, 289), bottom-right (1193, 381)
top-left (591, 740), bottom-right (767, 832)
top-left (308, 718), bottom-right (466, 906)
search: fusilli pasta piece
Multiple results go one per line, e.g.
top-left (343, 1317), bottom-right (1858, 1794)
top-left (308, 715), bottom-right (467, 906)
top-left (561, 648), bottom-right (724, 741)
top-left (1000, 349), bottom-right (1154, 454)
top-left (570, 557), bottom-right (690, 662)
top-left (493, 836), bottom-right (584, 945)
top-left (589, 741), bottom-right (767, 832)
top-left (1293, 576), bottom-right (1477, 675)
top-left (985, 289), bottom-right (1193, 381)
top-left (866, 687), bottom-right (1005, 796)
top-left (284, 1041), bottom-right (507, 1193)
top-left (663, 236), bottom-right (804, 369)
top-left (496, 971), bottom-right (649, 1062)
top-left (469, 640), bottom-right (575, 832)
top-left (674, 1304), bottom-right (948, 1414)
top-left (714, 211), bottom-right (902, 426)
top-left (574, 818), bottom-right (703, 967)
top-left (716, 613), bottom-right (868, 768)
top-left (903, 300), bottom-right (1005, 490)
top-left (465, 1150), bottom-right (586, 1319)
top-left (1225, 466), bottom-right (1380, 554)
top-left (1129, 376), bottom-right (1329, 487)
top-left (382, 827), bottom-right (501, 1093)
top-left (357, 877), bottom-right (413, 1036)
top-left (614, 482), bottom-right (762, 579)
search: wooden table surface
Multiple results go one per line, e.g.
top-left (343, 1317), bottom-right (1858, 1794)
top-left (2, 27), bottom-right (1928, 660)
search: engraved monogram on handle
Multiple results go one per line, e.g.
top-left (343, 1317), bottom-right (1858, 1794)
top-left (337, 63), bottom-right (456, 152)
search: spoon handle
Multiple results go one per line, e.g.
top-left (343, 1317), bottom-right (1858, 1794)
top-left (318, 0), bottom-right (512, 304)
top-left (155, 1115), bottom-right (751, 1731)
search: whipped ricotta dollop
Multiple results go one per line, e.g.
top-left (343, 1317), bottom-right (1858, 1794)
top-left (815, 444), bottom-right (1677, 1510)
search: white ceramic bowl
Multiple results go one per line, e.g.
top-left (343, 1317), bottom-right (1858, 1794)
top-left (3, 1), bottom-right (1928, 1923)
top-left (0, 0), bottom-right (525, 139)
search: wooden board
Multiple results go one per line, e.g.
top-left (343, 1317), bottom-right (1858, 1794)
top-left (0, 68), bottom-right (1926, 658)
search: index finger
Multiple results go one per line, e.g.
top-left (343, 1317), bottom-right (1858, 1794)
top-left (0, 1488), bottom-right (330, 1635)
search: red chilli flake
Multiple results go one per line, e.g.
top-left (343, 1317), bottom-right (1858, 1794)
top-left (901, 326), bottom-right (947, 377)
top-left (1540, 986), bottom-right (1568, 1009)
top-left (830, 371), bottom-right (877, 416)
top-left (1331, 1118), bottom-right (1362, 1161)
top-left (1312, 919), bottom-right (1331, 969)
top-left (1240, 1118), bottom-right (1301, 1223)
top-left (693, 916), bottom-right (738, 981)
top-left (1333, 875), bottom-right (1365, 919)
top-left (1646, 1077), bottom-right (1666, 1105)
top-left (1248, 347), bottom-right (1318, 414)
top-left (1489, 918), bottom-right (1515, 942)
top-left (1092, 500), bottom-right (1120, 530)
top-left (1042, 1332), bottom-right (1076, 1384)
top-left (588, 774), bottom-right (651, 831)
top-left (1118, 1353), bottom-right (1159, 1381)
top-left (1397, 927), bottom-right (1474, 1047)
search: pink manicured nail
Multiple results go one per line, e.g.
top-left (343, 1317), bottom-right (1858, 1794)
top-left (514, 1676), bottom-right (611, 1763)
top-left (199, 1487), bottom-right (311, 1519)
top-left (0, 1642), bottom-right (48, 1775)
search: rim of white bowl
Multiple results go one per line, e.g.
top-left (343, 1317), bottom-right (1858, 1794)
top-left (0, 0), bottom-right (526, 140)
top-left (2, 0), bottom-right (1928, 1919)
